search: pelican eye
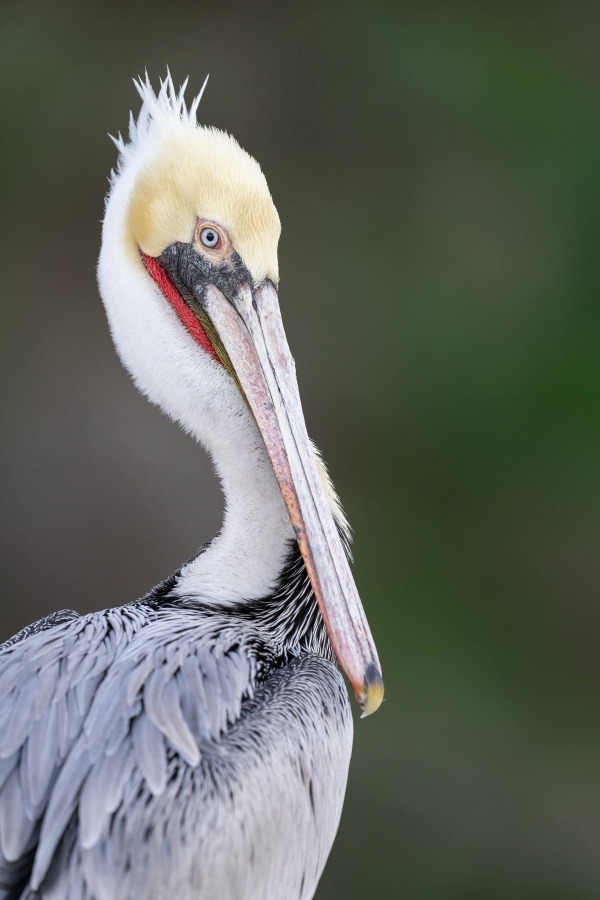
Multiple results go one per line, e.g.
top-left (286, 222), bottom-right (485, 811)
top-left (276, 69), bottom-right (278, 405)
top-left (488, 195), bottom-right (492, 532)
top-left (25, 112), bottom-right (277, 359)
top-left (200, 227), bottom-right (221, 249)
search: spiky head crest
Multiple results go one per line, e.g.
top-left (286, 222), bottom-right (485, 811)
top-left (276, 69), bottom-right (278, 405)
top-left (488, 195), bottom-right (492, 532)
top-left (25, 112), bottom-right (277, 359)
top-left (112, 72), bottom-right (281, 285)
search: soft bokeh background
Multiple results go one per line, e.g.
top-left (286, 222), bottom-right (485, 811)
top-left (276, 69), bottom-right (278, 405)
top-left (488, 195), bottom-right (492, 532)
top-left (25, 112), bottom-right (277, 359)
top-left (2, 1), bottom-right (600, 896)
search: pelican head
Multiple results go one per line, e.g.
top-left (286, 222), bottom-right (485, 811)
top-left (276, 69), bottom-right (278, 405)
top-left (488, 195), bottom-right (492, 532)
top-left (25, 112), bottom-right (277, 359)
top-left (97, 74), bottom-right (383, 715)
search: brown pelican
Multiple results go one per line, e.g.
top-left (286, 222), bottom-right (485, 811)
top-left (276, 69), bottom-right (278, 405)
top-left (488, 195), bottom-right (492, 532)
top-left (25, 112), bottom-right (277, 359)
top-left (0, 74), bottom-right (383, 900)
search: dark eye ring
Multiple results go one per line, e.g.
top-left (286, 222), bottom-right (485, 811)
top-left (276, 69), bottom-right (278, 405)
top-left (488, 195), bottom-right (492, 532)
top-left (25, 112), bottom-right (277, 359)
top-left (200, 227), bottom-right (221, 249)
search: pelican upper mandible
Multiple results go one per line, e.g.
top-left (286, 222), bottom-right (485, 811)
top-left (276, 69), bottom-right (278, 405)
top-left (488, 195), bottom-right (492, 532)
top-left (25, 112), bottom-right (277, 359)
top-left (0, 73), bottom-right (383, 900)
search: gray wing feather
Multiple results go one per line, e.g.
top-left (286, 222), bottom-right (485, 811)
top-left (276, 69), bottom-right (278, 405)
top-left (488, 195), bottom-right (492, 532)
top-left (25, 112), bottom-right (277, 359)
top-left (196, 645), bottom-right (225, 736)
top-left (103, 713), bottom-right (130, 759)
top-left (177, 660), bottom-right (211, 748)
top-left (0, 605), bottom-right (149, 895)
top-left (144, 674), bottom-right (200, 766)
top-left (125, 656), bottom-right (154, 706)
top-left (74, 675), bottom-right (103, 719)
top-left (0, 768), bottom-right (34, 862)
top-left (2, 676), bottom-right (37, 759)
top-left (24, 705), bottom-right (59, 809)
top-left (31, 746), bottom-right (91, 881)
top-left (0, 665), bottom-right (21, 704)
top-left (78, 741), bottom-right (132, 850)
top-left (56, 694), bottom-right (72, 760)
top-left (34, 661), bottom-right (60, 718)
top-left (131, 713), bottom-right (167, 796)
top-left (0, 752), bottom-right (18, 795)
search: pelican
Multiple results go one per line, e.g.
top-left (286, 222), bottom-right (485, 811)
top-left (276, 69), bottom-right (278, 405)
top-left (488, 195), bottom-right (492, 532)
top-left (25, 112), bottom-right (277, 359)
top-left (0, 74), bottom-right (383, 900)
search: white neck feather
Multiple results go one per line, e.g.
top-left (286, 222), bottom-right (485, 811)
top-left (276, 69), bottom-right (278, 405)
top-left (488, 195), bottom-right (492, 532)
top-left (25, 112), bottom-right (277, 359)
top-left (176, 422), bottom-right (294, 605)
top-left (98, 154), bottom-right (294, 607)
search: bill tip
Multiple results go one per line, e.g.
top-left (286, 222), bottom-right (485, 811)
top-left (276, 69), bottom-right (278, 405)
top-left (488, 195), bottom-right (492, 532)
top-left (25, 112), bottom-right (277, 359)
top-left (358, 661), bottom-right (384, 717)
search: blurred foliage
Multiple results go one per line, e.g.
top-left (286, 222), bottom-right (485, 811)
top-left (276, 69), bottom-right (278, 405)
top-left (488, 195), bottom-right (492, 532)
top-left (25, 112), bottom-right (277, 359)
top-left (2, 0), bottom-right (600, 896)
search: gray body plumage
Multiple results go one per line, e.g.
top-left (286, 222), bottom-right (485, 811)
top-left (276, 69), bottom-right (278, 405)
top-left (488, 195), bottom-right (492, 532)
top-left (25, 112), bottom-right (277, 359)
top-left (0, 549), bottom-right (353, 900)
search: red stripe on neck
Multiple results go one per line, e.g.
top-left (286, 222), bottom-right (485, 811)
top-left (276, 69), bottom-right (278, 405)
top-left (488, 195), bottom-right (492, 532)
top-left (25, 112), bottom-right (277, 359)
top-left (140, 251), bottom-right (222, 366)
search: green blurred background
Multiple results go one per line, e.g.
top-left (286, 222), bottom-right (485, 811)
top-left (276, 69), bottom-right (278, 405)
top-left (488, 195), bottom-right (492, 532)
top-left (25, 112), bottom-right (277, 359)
top-left (2, 0), bottom-right (600, 896)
